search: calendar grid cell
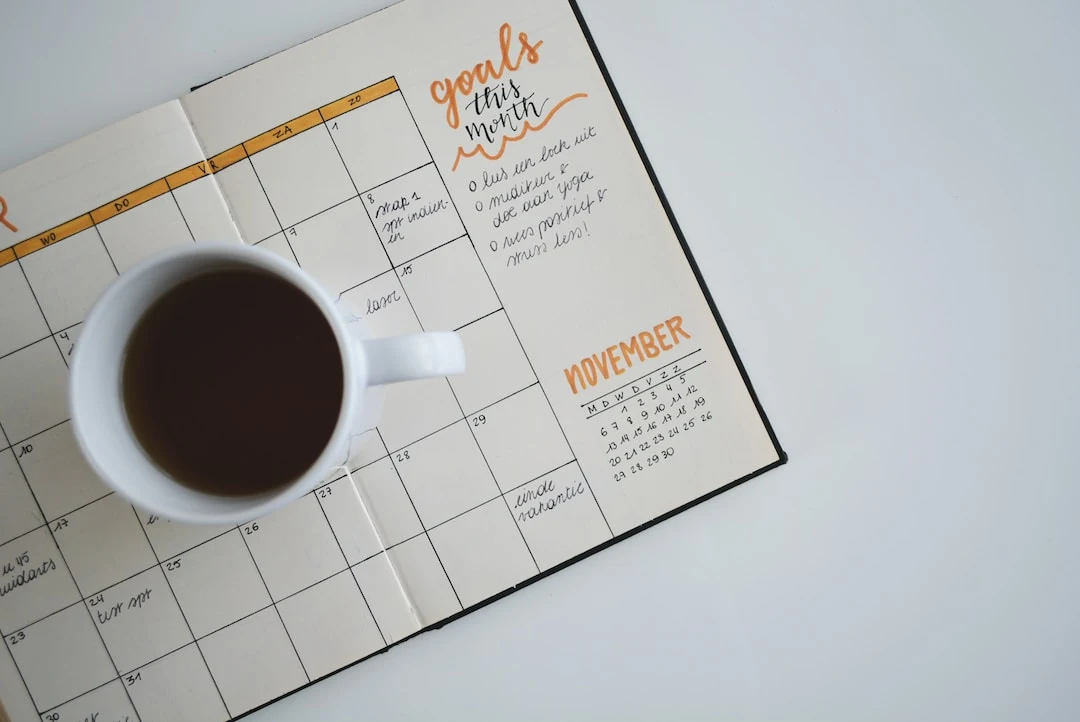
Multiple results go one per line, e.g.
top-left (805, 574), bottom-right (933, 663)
top-left (153, 527), bottom-right (232, 566)
top-left (0, 620), bottom-right (37, 717)
top-left (381, 416), bottom-right (459, 457)
top-left (91, 223), bottom-right (122, 276)
top-left (130, 505), bottom-right (231, 715)
top-left (39, 676), bottom-right (115, 717)
top-left (310, 491), bottom-right (389, 647)
top-left (234, 524), bottom-right (312, 683)
top-left (4, 599), bottom-right (80, 638)
top-left (318, 449), bottom-right (391, 488)
top-left (8, 418), bottom-right (69, 451)
top-left (443, 382), bottom-right (541, 572)
top-left (0, 522), bottom-right (47, 552)
top-left (73, 638), bottom-right (195, 699)
top-left (453, 307), bottom-right (502, 332)
top-left (332, 232), bottom-right (470, 301)
top-left (355, 161), bottom-right (434, 197)
top-left (44, 490), bottom-right (115, 525)
top-left (321, 124), bottom-right (403, 283)
top-left (244, 157), bottom-right (301, 264)
top-left (256, 193), bottom-right (359, 244)
top-left (0, 335), bottom-right (51, 366)
top-left (166, 189), bottom-right (199, 244)
top-left (12, 261), bottom-right (69, 370)
top-left (394, 232), bottom-right (468, 267)
top-left (0, 321), bottom-right (82, 367)
top-left (376, 428), bottom-right (464, 609)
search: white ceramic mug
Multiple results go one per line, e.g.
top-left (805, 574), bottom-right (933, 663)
top-left (69, 243), bottom-right (465, 525)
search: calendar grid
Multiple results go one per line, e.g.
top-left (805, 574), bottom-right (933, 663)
top-left (2, 74), bottom-right (571, 719)
top-left (0, 171), bottom-right (208, 722)
top-left (0, 416), bottom-right (145, 720)
top-left (9, 539), bottom-right (404, 650)
top-left (0, 57), bottom-right (785, 718)
top-left (4, 450), bottom-right (468, 643)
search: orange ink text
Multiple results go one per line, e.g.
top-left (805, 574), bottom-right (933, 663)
top-left (564, 317), bottom-right (692, 395)
top-left (430, 22), bottom-right (543, 130)
top-left (430, 22), bottom-right (587, 171)
top-left (0, 196), bottom-right (16, 233)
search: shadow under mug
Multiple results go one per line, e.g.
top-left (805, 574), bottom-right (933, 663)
top-left (68, 243), bottom-right (465, 525)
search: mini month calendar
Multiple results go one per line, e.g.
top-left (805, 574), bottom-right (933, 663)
top-left (0, 0), bottom-right (785, 719)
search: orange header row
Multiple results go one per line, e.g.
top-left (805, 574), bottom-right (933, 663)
top-left (320, 77), bottom-right (399, 122)
top-left (0, 77), bottom-right (400, 268)
top-left (12, 214), bottom-right (94, 260)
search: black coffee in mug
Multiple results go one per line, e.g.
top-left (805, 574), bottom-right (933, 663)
top-left (122, 269), bottom-right (343, 495)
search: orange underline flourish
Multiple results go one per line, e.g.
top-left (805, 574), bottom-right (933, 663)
top-left (451, 92), bottom-right (588, 172)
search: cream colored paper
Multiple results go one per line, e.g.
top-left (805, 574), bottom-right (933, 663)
top-left (0, 0), bottom-right (782, 718)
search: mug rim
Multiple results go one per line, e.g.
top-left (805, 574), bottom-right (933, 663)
top-left (69, 242), bottom-right (362, 525)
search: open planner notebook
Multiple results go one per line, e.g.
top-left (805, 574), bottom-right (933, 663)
top-left (0, 0), bottom-right (785, 719)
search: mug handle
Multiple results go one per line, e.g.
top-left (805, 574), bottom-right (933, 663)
top-left (359, 332), bottom-right (466, 386)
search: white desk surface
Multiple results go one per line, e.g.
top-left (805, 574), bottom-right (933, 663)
top-left (3, 1), bottom-right (1078, 720)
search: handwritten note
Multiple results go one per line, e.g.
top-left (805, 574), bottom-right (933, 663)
top-left (464, 124), bottom-right (608, 270)
top-left (0, 550), bottom-right (57, 600)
